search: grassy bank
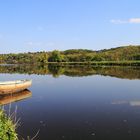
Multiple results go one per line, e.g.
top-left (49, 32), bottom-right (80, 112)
top-left (0, 109), bottom-right (18, 140)
top-left (47, 61), bottom-right (140, 66)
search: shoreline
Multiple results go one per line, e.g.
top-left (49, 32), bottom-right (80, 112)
top-left (46, 61), bottom-right (140, 66)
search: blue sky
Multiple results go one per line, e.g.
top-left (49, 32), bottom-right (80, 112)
top-left (0, 0), bottom-right (140, 53)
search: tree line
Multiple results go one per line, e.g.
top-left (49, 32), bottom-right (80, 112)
top-left (0, 45), bottom-right (140, 64)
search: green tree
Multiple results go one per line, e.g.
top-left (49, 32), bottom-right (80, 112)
top-left (37, 53), bottom-right (48, 63)
top-left (48, 50), bottom-right (63, 62)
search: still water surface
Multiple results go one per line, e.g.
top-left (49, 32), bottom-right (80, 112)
top-left (0, 65), bottom-right (140, 140)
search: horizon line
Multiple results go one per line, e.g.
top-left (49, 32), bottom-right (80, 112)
top-left (0, 45), bottom-right (139, 55)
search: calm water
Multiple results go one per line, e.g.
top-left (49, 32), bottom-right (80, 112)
top-left (0, 65), bottom-right (140, 140)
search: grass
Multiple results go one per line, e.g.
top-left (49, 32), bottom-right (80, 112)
top-left (0, 107), bottom-right (40, 140)
top-left (47, 60), bottom-right (140, 66)
top-left (0, 108), bottom-right (18, 140)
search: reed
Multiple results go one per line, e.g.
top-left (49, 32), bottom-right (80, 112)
top-left (0, 107), bottom-right (18, 140)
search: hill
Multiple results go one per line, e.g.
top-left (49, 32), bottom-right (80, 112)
top-left (0, 45), bottom-right (140, 65)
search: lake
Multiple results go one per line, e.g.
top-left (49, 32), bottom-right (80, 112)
top-left (0, 65), bottom-right (140, 140)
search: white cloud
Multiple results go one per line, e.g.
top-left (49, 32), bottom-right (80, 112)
top-left (129, 18), bottom-right (140, 23)
top-left (110, 19), bottom-right (127, 24)
top-left (110, 18), bottom-right (140, 24)
top-left (25, 41), bottom-right (42, 46)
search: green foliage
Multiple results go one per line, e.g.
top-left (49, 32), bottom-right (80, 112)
top-left (63, 49), bottom-right (94, 55)
top-left (0, 46), bottom-right (140, 64)
top-left (37, 52), bottom-right (48, 63)
top-left (131, 54), bottom-right (140, 60)
top-left (0, 109), bottom-right (18, 140)
top-left (48, 50), bottom-right (63, 62)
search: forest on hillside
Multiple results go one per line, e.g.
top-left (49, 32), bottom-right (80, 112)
top-left (0, 46), bottom-right (140, 64)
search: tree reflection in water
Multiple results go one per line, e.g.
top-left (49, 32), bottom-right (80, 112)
top-left (0, 64), bottom-right (139, 79)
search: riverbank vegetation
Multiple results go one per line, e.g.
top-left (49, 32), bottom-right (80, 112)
top-left (0, 109), bottom-right (18, 140)
top-left (0, 45), bottom-right (140, 65)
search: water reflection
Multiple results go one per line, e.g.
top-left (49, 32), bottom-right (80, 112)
top-left (0, 64), bottom-right (139, 79)
top-left (112, 100), bottom-right (140, 106)
top-left (0, 89), bottom-right (32, 105)
top-left (0, 65), bottom-right (139, 140)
